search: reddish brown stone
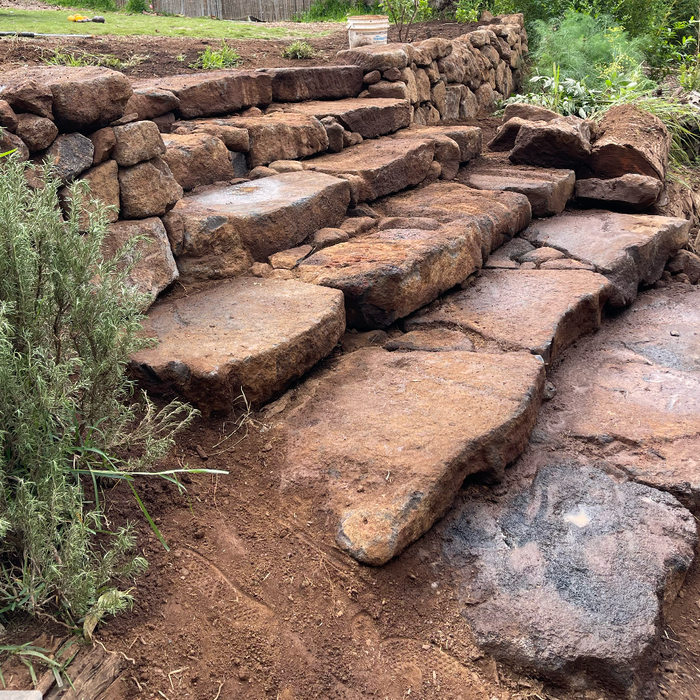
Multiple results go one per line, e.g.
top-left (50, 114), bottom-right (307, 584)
top-left (118, 157), bottom-right (183, 219)
top-left (14, 113), bottom-right (57, 152)
top-left (112, 120), bottom-right (166, 167)
top-left (161, 133), bottom-right (233, 191)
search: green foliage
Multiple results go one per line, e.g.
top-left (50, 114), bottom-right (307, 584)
top-left (455, 0), bottom-right (480, 22)
top-left (43, 48), bottom-right (148, 69)
top-left (282, 40), bottom-right (316, 58)
top-left (380, 0), bottom-right (428, 41)
top-left (296, 0), bottom-right (381, 22)
top-left (53, 0), bottom-right (117, 11)
top-left (125, 0), bottom-right (148, 12)
top-left (190, 42), bottom-right (242, 69)
top-left (0, 155), bottom-right (199, 625)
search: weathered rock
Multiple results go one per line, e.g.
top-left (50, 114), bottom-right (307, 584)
top-left (0, 99), bottom-right (18, 132)
top-left (278, 348), bottom-right (545, 565)
top-left (164, 171), bottom-right (350, 280)
top-left (340, 329), bottom-right (388, 353)
top-left (269, 245), bottom-right (312, 269)
top-left (363, 70), bottom-right (381, 84)
top-left (574, 174), bottom-right (663, 211)
top-left (13, 113), bottom-right (57, 153)
top-left (502, 102), bottom-right (559, 122)
top-left (125, 86), bottom-right (180, 120)
top-left (112, 120), bottom-right (166, 167)
top-left (337, 44), bottom-right (411, 72)
top-left (89, 127), bottom-right (116, 164)
top-left (442, 463), bottom-right (696, 695)
top-left (406, 269), bottom-right (612, 362)
top-left (0, 77), bottom-right (53, 119)
top-left (322, 119), bottom-right (344, 153)
top-left (153, 112), bottom-right (176, 133)
top-left (287, 98), bottom-right (411, 139)
top-left (130, 278), bottom-right (345, 412)
top-left (340, 216), bottom-right (375, 237)
top-left (667, 249), bottom-right (700, 284)
top-left (458, 159), bottom-right (575, 217)
top-left (133, 71), bottom-right (272, 119)
top-left (523, 210), bottom-right (690, 306)
top-left (306, 227), bottom-right (349, 249)
top-left (161, 133), bottom-right (233, 191)
top-left (368, 80), bottom-right (409, 100)
top-left (384, 328), bottom-right (475, 352)
top-left (297, 223), bottom-right (483, 328)
top-left (266, 65), bottom-right (363, 102)
top-left (118, 157), bottom-right (182, 219)
top-left (487, 116), bottom-right (528, 152)
top-left (510, 117), bottom-right (592, 168)
top-left (540, 258), bottom-right (595, 271)
top-left (389, 130), bottom-right (460, 180)
top-left (0, 131), bottom-right (29, 161)
top-left (475, 83), bottom-right (496, 116)
top-left (378, 216), bottom-right (440, 231)
top-left (1, 67), bottom-right (132, 131)
top-left (45, 133), bottom-right (94, 183)
top-left (305, 138), bottom-right (435, 202)
top-left (103, 217), bottom-right (178, 304)
top-left (249, 165), bottom-right (276, 179)
top-left (380, 182), bottom-right (532, 260)
top-left (59, 159), bottom-right (120, 228)
top-left (171, 118), bottom-right (250, 152)
top-left (460, 86), bottom-right (479, 120)
top-left (220, 113), bottom-right (329, 167)
top-left (588, 104), bottom-right (670, 181)
top-left (518, 246), bottom-right (565, 264)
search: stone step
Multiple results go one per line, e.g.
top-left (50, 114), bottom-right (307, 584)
top-left (296, 222), bottom-right (483, 329)
top-left (303, 137), bottom-right (435, 203)
top-left (522, 210), bottom-right (690, 306)
top-left (129, 278), bottom-right (345, 414)
top-left (404, 269), bottom-right (613, 362)
top-left (162, 171), bottom-right (350, 283)
top-left (261, 66), bottom-right (364, 102)
top-left (457, 155), bottom-right (575, 217)
top-left (283, 97), bottom-right (411, 139)
top-left (378, 181), bottom-right (532, 259)
top-left (276, 347), bottom-right (545, 565)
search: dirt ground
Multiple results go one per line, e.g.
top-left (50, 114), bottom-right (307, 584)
top-left (0, 19), bottom-right (483, 77)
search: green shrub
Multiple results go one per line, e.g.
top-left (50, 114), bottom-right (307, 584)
top-left (125, 0), bottom-right (148, 12)
top-left (0, 155), bottom-right (198, 626)
top-left (282, 40), bottom-right (316, 59)
top-left (54, 0), bottom-right (117, 11)
top-left (455, 0), bottom-right (481, 22)
top-left (296, 0), bottom-right (381, 22)
top-left (190, 42), bottom-right (242, 69)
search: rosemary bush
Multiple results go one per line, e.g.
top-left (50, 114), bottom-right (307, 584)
top-left (0, 155), bottom-right (197, 626)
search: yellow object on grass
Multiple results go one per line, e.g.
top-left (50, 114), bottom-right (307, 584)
top-left (67, 14), bottom-right (89, 21)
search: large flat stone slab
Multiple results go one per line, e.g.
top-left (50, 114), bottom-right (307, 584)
top-left (130, 278), bottom-right (345, 413)
top-left (0, 66), bottom-right (131, 131)
top-left (286, 98), bottom-right (411, 139)
top-left (405, 269), bottom-right (613, 362)
top-left (133, 71), bottom-right (272, 119)
top-left (522, 210), bottom-right (689, 306)
top-left (264, 66), bottom-right (363, 102)
top-left (379, 182), bottom-right (532, 260)
top-left (440, 463), bottom-right (696, 696)
top-left (278, 348), bottom-right (545, 565)
top-left (457, 158), bottom-right (575, 217)
top-left (304, 138), bottom-right (435, 202)
top-left (163, 172), bottom-right (350, 281)
top-left (296, 223), bottom-right (483, 329)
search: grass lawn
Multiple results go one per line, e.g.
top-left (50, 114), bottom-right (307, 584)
top-left (0, 8), bottom-right (331, 38)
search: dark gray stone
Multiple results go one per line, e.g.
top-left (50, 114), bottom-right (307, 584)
top-left (45, 133), bottom-right (94, 183)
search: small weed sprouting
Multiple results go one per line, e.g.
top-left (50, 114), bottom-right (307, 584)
top-left (190, 42), bottom-right (243, 69)
top-left (43, 48), bottom-right (148, 69)
top-left (282, 40), bottom-right (316, 59)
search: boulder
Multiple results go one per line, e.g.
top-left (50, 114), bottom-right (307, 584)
top-left (510, 117), bottom-right (592, 168)
top-left (266, 66), bottom-right (363, 102)
top-left (403, 125), bottom-right (482, 162)
top-left (59, 159), bottom-right (120, 228)
top-left (389, 130), bottom-right (460, 179)
top-left (221, 113), bottom-right (328, 167)
top-left (130, 278), bottom-right (345, 413)
top-left (306, 227), bottom-right (349, 249)
top-left (297, 223), bottom-right (484, 328)
top-left (45, 133), bottom-right (94, 183)
top-left (304, 138), bottom-right (435, 202)
top-left (487, 116), bottom-right (528, 152)
top-left (269, 245), bottom-right (312, 269)
top-left (89, 127), bottom-right (116, 165)
top-left (588, 104), bottom-right (670, 181)
top-left (163, 171), bottom-right (350, 280)
top-left (14, 113), bottom-right (58, 152)
top-left (0, 131), bottom-right (29, 161)
top-left (574, 174), bottom-right (663, 212)
top-left (0, 99), bottom-right (18, 132)
top-left (405, 269), bottom-right (612, 362)
top-left (278, 348), bottom-right (545, 565)
top-left (112, 120), bottom-right (166, 167)
top-left (666, 249), bottom-right (700, 284)
top-left (125, 86), bottom-right (180, 120)
top-left (171, 119), bottom-right (250, 152)
top-left (103, 217), bottom-right (178, 304)
top-left (502, 102), bottom-right (559, 122)
top-left (0, 67), bottom-right (132, 131)
top-left (380, 181), bottom-right (532, 260)
top-left (287, 98), bottom-right (411, 139)
top-left (336, 44), bottom-right (411, 72)
top-left (522, 210), bottom-right (690, 305)
top-left (161, 133), bottom-right (233, 191)
top-left (384, 328), bottom-right (475, 352)
top-left (458, 160), bottom-right (575, 217)
top-left (442, 463), bottom-right (696, 695)
top-left (118, 157), bottom-right (183, 219)
top-left (367, 80), bottom-right (409, 100)
top-left (132, 71), bottom-right (272, 119)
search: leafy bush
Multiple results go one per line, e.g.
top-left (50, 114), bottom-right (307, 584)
top-left (455, 0), bottom-right (480, 22)
top-left (282, 40), bottom-right (316, 58)
top-left (54, 0), bottom-right (117, 11)
top-left (191, 42), bottom-right (242, 69)
top-left (125, 0), bottom-right (148, 12)
top-left (0, 155), bottom-right (198, 626)
top-left (380, 0), bottom-right (432, 41)
top-left (296, 0), bottom-right (381, 22)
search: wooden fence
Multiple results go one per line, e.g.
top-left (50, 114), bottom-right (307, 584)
top-left (147, 0), bottom-right (315, 21)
